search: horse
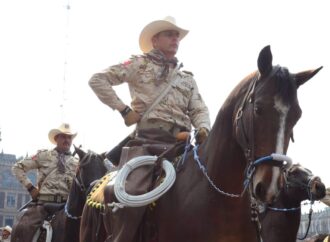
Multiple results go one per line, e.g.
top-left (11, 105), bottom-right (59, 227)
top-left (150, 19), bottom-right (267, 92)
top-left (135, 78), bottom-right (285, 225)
top-left (259, 163), bottom-right (326, 242)
top-left (11, 193), bottom-right (68, 242)
top-left (63, 146), bottom-right (109, 242)
top-left (80, 45), bottom-right (322, 242)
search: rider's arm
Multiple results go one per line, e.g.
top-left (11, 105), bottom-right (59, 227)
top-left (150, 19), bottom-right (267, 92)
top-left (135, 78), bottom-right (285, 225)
top-left (12, 154), bottom-right (39, 189)
top-left (88, 56), bottom-right (139, 112)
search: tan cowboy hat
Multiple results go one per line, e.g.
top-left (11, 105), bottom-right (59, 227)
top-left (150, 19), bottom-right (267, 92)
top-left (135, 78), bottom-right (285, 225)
top-left (1, 225), bottom-right (12, 233)
top-left (139, 16), bottom-right (189, 53)
top-left (48, 123), bottom-right (77, 145)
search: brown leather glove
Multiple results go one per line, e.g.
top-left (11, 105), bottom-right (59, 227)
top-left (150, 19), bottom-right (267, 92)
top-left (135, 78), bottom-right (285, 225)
top-left (195, 127), bottom-right (209, 144)
top-left (119, 106), bottom-right (141, 127)
top-left (27, 183), bottom-right (39, 200)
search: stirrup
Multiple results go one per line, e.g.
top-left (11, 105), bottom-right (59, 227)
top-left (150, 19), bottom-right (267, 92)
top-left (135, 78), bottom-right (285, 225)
top-left (32, 220), bottom-right (53, 242)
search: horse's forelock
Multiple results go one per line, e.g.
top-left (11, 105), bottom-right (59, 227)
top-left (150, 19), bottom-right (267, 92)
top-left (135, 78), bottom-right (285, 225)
top-left (275, 67), bottom-right (297, 105)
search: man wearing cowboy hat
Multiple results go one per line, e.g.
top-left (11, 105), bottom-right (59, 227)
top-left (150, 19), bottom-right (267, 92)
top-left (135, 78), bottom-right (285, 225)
top-left (0, 226), bottom-right (11, 242)
top-left (89, 16), bottom-right (210, 144)
top-left (88, 16), bottom-right (210, 242)
top-left (11, 123), bottom-right (78, 242)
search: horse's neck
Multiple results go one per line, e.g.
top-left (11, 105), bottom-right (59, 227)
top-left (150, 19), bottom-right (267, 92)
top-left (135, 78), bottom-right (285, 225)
top-left (279, 189), bottom-right (305, 208)
top-left (270, 188), bottom-right (303, 211)
top-left (202, 106), bottom-right (247, 190)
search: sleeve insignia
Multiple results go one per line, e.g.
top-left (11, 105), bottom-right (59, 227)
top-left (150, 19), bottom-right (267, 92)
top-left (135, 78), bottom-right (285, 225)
top-left (121, 59), bottom-right (132, 67)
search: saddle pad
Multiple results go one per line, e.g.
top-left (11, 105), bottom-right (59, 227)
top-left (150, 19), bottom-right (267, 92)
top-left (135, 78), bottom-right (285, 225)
top-left (86, 171), bottom-right (117, 210)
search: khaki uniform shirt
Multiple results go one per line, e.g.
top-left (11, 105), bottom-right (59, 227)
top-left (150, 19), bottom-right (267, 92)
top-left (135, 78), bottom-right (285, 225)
top-left (12, 149), bottom-right (78, 196)
top-left (89, 54), bottom-right (211, 131)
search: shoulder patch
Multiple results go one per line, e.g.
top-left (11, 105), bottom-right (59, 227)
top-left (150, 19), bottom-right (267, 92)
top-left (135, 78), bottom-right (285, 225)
top-left (32, 149), bottom-right (47, 160)
top-left (121, 59), bottom-right (132, 66)
top-left (182, 70), bottom-right (194, 76)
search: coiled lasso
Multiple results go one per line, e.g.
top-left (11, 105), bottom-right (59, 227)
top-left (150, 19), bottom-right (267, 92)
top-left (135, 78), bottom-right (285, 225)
top-left (114, 155), bottom-right (176, 207)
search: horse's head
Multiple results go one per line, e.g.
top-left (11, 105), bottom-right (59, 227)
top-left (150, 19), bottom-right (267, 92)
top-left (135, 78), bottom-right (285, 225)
top-left (73, 145), bottom-right (109, 193)
top-left (284, 164), bottom-right (325, 202)
top-left (235, 45), bottom-right (322, 203)
top-left (66, 145), bottom-right (110, 219)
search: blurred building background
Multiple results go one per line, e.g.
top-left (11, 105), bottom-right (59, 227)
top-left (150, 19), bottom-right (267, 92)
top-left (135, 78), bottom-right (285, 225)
top-left (0, 151), bottom-right (36, 227)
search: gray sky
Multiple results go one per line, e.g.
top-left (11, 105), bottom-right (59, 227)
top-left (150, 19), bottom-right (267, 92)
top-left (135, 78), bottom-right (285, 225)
top-left (1, 0), bottom-right (329, 211)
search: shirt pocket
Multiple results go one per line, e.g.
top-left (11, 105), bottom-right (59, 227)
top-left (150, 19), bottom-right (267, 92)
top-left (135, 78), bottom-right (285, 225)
top-left (174, 81), bottom-right (193, 109)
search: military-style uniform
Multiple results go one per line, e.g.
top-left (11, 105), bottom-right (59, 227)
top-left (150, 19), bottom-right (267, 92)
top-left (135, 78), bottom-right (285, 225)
top-left (12, 149), bottom-right (78, 200)
top-left (89, 53), bottom-right (211, 132)
top-left (11, 149), bottom-right (78, 242)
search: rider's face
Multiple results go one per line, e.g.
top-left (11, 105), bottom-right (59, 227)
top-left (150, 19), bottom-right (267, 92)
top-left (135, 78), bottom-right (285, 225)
top-left (55, 134), bottom-right (73, 153)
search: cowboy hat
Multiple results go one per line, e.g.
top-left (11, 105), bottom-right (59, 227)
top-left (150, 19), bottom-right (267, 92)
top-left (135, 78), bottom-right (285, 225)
top-left (139, 16), bottom-right (189, 53)
top-left (1, 225), bottom-right (12, 233)
top-left (48, 123), bottom-right (77, 145)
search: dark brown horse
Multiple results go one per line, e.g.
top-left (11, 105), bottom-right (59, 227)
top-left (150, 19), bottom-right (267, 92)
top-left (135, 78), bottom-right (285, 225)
top-left (81, 45), bottom-right (322, 242)
top-left (259, 164), bottom-right (326, 242)
top-left (63, 146), bottom-right (109, 242)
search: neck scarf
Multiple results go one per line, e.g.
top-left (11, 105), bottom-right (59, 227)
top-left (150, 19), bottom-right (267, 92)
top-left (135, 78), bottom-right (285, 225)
top-left (146, 49), bottom-right (179, 84)
top-left (56, 149), bottom-right (71, 173)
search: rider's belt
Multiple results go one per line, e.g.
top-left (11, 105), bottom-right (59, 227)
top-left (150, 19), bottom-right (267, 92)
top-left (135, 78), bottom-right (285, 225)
top-left (38, 194), bottom-right (67, 203)
top-left (137, 120), bottom-right (184, 136)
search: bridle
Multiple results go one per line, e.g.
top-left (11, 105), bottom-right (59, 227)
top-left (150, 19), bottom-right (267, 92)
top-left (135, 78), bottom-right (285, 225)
top-left (265, 166), bottom-right (317, 240)
top-left (65, 152), bottom-right (100, 220)
top-left (234, 65), bottom-right (293, 242)
top-left (234, 66), bottom-right (293, 189)
top-left (74, 152), bottom-right (95, 193)
top-left (235, 66), bottom-right (282, 164)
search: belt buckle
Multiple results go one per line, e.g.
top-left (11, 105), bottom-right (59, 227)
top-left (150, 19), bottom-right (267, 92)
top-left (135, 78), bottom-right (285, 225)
top-left (55, 195), bottom-right (61, 203)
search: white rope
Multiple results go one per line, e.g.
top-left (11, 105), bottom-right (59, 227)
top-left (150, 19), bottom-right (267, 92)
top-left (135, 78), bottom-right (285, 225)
top-left (113, 155), bottom-right (176, 208)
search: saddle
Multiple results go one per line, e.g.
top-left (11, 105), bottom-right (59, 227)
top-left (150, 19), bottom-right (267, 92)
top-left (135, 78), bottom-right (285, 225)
top-left (34, 202), bottom-right (65, 242)
top-left (87, 129), bottom-right (187, 242)
top-left (43, 203), bottom-right (65, 216)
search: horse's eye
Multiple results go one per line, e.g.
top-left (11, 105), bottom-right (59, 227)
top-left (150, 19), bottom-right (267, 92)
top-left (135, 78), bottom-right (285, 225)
top-left (254, 106), bottom-right (262, 115)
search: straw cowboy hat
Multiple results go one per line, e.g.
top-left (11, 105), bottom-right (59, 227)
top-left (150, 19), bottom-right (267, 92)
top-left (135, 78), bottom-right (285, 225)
top-left (139, 16), bottom-right (189, 53)
top-left (48, 123), bottom-right (77, 145)
top-left (1, 225), bottom-right (12, 233)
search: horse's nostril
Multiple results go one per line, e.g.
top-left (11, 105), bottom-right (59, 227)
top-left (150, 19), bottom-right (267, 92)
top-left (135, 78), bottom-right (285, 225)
top-left (255, 183), bottom-right (267, 201)
top-left (313, 182), bottom-right (326, 199)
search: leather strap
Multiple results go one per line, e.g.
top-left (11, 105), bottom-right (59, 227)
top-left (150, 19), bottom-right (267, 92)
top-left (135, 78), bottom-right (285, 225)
top-left (140, 63), bottom-right (182, 121)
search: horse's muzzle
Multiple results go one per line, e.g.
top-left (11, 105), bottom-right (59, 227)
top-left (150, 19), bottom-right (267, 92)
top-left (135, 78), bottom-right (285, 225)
top-left (310, 177), bottom-right (326, 200)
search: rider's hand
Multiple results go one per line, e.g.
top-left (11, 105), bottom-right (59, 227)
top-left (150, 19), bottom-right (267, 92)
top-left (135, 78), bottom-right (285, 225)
top-left (27, 184), bottom-right (39, 200)
top-left (195, 127), bottom-right (209, 144)
top-left (119, 106), bottom-right (141, 127)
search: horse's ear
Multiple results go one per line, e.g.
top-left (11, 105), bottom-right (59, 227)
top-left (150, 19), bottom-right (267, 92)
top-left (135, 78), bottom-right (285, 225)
top-left (100, 152), bottom-right (107, 160)
top-left (295, 66), bottom-right (323, 88)
top-left (73, 144), bottom-right (86, 159)
top-left (257, 45), bottom-right (273, 76)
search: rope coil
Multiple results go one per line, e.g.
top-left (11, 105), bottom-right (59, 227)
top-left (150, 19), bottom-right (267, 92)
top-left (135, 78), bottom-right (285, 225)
top-left (113, 155), bottom-right (176, 208)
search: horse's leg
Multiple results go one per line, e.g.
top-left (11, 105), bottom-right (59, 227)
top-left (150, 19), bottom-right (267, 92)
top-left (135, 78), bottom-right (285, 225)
top-left (11, 205), bottom-right (47, 242)
top-left (63, 217), bottom-right (80, 242)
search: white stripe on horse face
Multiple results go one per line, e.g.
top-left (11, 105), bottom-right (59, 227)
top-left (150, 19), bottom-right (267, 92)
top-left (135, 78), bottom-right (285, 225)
top-left (268, 96), bottom-right (290, 197)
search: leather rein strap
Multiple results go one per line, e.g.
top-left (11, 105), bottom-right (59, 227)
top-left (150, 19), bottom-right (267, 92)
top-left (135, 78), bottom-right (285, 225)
top-left (235, 74), bottom-right (258, 162)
